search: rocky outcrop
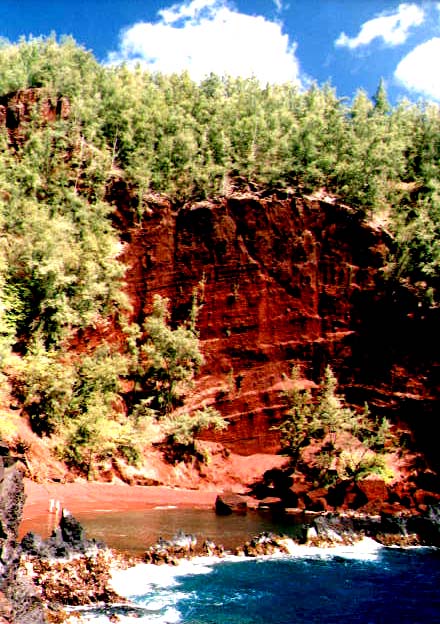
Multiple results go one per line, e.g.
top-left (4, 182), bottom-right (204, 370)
top-left (0, 447), bottom-right (45, 624)
top-left (251, 471), bottom-right (440, 516)
top-left (20, 551), bottom-right (121, 609)
top-left (19, 512), bottom-right (125, 620)
top-left (115, 186), bottom-right (439, 467)
top-left (143, 529), bottom-right (293, 563)
top-left (0, 88), bottom-right (69, 148)
top-left (20, 509), bottom-right (104, 560)
top-left (144, 531), bottom-right (203, 565)
top-left (141, 505), bottom-right (440, 564)
top-left (2, 454), bottom-right (119, 623)
top-left (236, 532), bottom-right (291, 557)
top-left (0, 449), bottom-right (24, 598)
top-left (303, 506), bottom-right (440, 548)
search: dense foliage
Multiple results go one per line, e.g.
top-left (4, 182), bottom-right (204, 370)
top-left (0, 36), bottom-right (438, 474)
top-left (276, 367), bottom-right (394, 485)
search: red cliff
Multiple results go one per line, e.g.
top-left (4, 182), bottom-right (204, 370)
top-left (114, 185), bottom-right (439, 467)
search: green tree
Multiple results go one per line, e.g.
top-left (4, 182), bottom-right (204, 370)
top-left (276, 366), bottom-right (394, 484)
top-left (373, 78), bottom-right (390, 114)
top-left (13, 338), bottom-right (76, 436)
top-left (163, 406), bottom-right (227, 446)
top-left (14, 340), bottom-right (152, 477)
top-left (275, 366), bottom-right (321, 470)
top-left (133, 294), bottom-right (204, 415)
top-left (60, 407), bottom-right (150, 480)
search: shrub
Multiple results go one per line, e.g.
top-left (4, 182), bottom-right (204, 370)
top-left (161, 406), bottom-right (228, 464)
top-left (163, 406), bottom-right (228, 447)
top-left (275, 366), bottom-right (394, 484)
top-left (132, 294), bottom-right (204, 415)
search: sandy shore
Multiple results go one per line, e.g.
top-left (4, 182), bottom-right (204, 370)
top-left (20, 479), bottom-right (219, 537)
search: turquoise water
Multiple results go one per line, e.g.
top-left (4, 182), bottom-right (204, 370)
top-left (165, 549), bottom-right (440, 623)
top-left (62, 509), bottom-right (440, 624)
top-left (74, 546), bottom-right (440, 623)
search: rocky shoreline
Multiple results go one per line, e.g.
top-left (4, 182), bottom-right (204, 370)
top-left (13, 504), bottom-right (440, 623)
top-left (142, 504), bottom-right (440, 564)
top-left (17, 504), bottom-right (440, 622)
top-left (2, 454), bottom-right (440, 623)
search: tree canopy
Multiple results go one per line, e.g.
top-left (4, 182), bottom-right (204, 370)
top-left (0, 36), bottom-right (439, 313)
top-left (0, 36), bottom-right (438, 476)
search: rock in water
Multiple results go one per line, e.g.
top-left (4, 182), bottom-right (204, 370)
top-left (215, 492), bottom-right (248, 515)
top-left (59, 509), bottom-right (85, 546)
top-left (21, 509), bottom-right (104, 559)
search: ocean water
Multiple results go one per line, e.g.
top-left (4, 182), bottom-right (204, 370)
top-left (69, 540), bottom-right (440, 624)
top-left (24, 508), bottom-right (440, 623)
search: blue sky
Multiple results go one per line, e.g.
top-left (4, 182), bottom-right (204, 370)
top-left (0, 1), bottom-right (439, 103)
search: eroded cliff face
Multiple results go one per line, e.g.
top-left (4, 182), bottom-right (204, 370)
top-left (0, 88), bottom-right (70, 148)
top-left (1, 89), bottom-right (437, 471)
top-left (114, 186), bottom-right (439, 463)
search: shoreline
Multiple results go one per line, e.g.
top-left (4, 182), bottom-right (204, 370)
top-left (20, 478), bottom-right (220, 537)
top-left (20, 478), bottom-right (440, 552)
top-left (21, 534), bottom-right (439, 624)
top-left (16, 478), bottom-right (440, 623)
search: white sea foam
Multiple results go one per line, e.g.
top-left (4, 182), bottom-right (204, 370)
top-left (80, 538), bottom-right (385, 623)
top-left (277, 536), bottom-right (383, 561)
top-left (110, 558), bottom-right (215, 597)
top-left (73, 563), bottom-right (199, 623)
top-left (66, 606), bottom-right (181, 623)
top-left (111, 537), bottom-right (383, 598)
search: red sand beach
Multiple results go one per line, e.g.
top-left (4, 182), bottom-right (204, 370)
top-left (20, 479), bottom-right (219, 537)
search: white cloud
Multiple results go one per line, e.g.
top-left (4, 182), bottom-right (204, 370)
top-left (395, 37), bottom-right (440, 100)
top-left (158, 0), bottom-right (219, 24)
top-left (335, 3), bottom-right (425, 49)
top-left (106, 0), bottom-right (300, 85)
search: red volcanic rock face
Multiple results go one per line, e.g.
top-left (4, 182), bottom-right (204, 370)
top-left (119, 189), bottom-right (432, 456)
top-left (0, 88), bottom-right (437, 470)
top-left (0, 88), bottom-right (70, 146)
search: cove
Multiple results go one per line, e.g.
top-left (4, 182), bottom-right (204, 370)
top-left (72, 507), bottom-right (304, 554)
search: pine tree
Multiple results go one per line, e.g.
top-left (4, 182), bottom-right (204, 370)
top-left (275, 367), bottom-right (394, 484)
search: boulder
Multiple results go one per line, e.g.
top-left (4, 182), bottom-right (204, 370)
top-left (357, 479), bottom-right (389, 505)
top-left (311, 514), bottom-right (359, 545)
top-left (413, 489), bottom-right (440, 507)
top-left (351, 506), bottom-right (440, 546)
top-left (327, 481), bottom-right (368, 510)
top-left (201, 539), bottom-right (225, 558)
top-left (414, 470), bottom-right (440, 493)
top-left (405, 505), bottom-right (440, 547)
top-left (59, 510), bottom-right (85, 546)
top-left (144, 531), bottom-right (199, 564)
top-left (215, 492), bottom-right (248, 515)
top-left (388, 481), bottom-right (415, 508)
top-left (0, 453), bottom-right (46, 624)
